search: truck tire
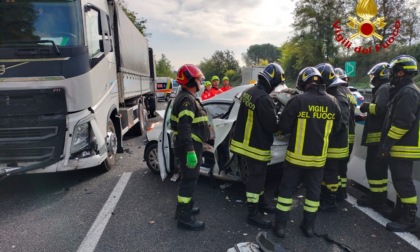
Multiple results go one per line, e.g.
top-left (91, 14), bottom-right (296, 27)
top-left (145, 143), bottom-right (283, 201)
top-left (99, 118), bottom-right (118, 172)
top-left (138, 100), bottom-right (147, 136)
top-left (131, 98), bottom-right (148, 136)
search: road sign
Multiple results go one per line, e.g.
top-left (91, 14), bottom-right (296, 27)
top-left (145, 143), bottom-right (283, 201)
top-left (345, 61), bottom-right (356, 77)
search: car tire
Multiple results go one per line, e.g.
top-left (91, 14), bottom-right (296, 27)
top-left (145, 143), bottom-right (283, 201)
top-left (145, 142), bottom-right (160, 174)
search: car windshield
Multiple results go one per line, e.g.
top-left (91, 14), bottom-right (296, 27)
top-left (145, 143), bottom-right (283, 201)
top-left (0, 0), bottom-right (83, 47)
top-left (204, 103), bottom-right (232, 119)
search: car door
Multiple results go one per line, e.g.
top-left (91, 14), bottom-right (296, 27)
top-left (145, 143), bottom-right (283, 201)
top-left (203, 100), bottom-right (238, 174)
top-left (158, 100), bottom-right (173, 181)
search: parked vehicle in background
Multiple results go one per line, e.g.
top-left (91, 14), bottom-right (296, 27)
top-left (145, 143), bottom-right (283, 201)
top-left (349, 86), bottom-right (364, 107)
top-left (169, 80), bottom-right (180, 98)
top-left (0, 0), bottom-right (156, 177)
top-left (144, 84), bottom-right (289, 182)
top-left (241, 66), bottom-right (265, 84)
top-left (156, 77), bottom-right (172, 101)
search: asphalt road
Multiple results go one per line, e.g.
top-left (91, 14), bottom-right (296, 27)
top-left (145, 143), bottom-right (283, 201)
top-left (0, 99), bottom-right (419, 252)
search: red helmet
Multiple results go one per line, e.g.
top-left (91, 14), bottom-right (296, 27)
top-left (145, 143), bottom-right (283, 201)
top-left (176, 64), bottom-right (204, 85)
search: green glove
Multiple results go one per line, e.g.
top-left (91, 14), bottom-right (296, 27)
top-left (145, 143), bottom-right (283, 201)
top-left (186, 151), bottom-right (198, 169)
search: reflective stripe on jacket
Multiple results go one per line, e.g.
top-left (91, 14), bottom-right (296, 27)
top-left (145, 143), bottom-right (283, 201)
top-left (171, 88), bottom-right (210, 151)
top-left (338, 86), bottom-right (356, 144)
top-left (327, 86), bottom-right (350, 159)
top-left (382, 81), bottom-right (420, 159)
top-left (231, 83), bottom-right (279, 162)
top-left (361, 83), bottom-right (391, 146)
top-left (279, 85), bottom-right (342, 168)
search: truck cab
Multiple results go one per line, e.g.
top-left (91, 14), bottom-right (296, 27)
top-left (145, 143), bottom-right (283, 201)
top-left (0, 0), bottom-right (156, 177)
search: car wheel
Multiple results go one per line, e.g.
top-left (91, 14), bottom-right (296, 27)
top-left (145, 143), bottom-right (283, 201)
top-left (145, 142), bottom-right (160, 174)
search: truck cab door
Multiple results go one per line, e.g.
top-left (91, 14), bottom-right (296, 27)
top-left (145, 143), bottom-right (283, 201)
top-left (158, 100), bottom-right (173, 181)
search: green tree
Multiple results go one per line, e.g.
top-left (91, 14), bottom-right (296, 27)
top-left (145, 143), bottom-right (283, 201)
top-left (156, 54), bottom-right (176, 78)
top-left (116, 0), bottom-right (149, 36)
top-left (199, 50), bottom-right (241, 85)
top-left (242, 43), bottom-right (281, 66)
top-left (292, 0), bottom-right (344, 62)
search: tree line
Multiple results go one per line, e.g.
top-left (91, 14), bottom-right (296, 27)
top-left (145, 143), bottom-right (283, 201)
top-left (151, 0), bottom-right (420, 87)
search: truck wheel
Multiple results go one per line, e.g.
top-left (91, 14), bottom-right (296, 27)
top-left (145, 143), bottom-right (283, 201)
top-left (145, 142), bottom-right (159, 174)
top-left (132, 98), bottom-right (148, 136)
top-left (138, 101), bottom-right (147, 136)
top-left (99, 118), bottom-right (118, 172)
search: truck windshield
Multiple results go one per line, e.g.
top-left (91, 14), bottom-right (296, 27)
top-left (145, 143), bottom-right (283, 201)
top-left (0, 0), bottom-right (83, 48)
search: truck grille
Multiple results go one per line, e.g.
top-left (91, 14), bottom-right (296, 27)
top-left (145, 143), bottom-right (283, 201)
top-left (0, 147), bottom-right (55, 161)
top-left (0, 127), bottom-right (58, 141)
top-left (0, 89), bottom-right (67, 170)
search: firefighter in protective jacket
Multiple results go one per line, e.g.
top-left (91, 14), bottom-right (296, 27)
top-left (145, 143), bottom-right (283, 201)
top-left (171, 64), bottom-right (210, 231)
top-left (357, 62), bottom-right (392, 218)
top-left (231, 63), bottom-right (285, 229)
top-left (335, 67), bottom-right (356, 200)
top-left (379, 55), bottom-right (419, 233)
top-left (315, 63), bottom-right (350, 212)
top-left (273, 67), bottom-right (341, 238)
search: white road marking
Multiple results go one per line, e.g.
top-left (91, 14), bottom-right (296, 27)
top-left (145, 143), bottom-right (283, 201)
top-left (346, 195), bottom-right (420, 249)
top-left (77, 172), bottom-right (132, 252)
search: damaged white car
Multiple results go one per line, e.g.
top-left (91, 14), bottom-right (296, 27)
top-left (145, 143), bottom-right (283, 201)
top-left (143, 85), bottom-right (290, 182)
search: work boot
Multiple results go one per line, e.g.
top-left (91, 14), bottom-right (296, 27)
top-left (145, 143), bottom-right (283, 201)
top-left (336, 187), bottom-right (348, 202)
top-left (259, 195), bottom-right (276, 214)
top-left (176, 202), bottom-right (205, 231)
top-left (389, 197), bottom-right (403, 221)
top-left (300, 221), bottom-right (315, 238)
top-left (319, 190), bottom-right (337, 212)
top-left (247, 203), bottom-right (272, 229)
top-left (386, 204), bottom-right (417, 233)
top-left (273, 211), bottom-right (289, 238)
top-left (273, 221), bottom-right (287, 238)
top-left (175, 200), bottom-right (200, 219)
top-left (357, 192), bottom-right (393, 219)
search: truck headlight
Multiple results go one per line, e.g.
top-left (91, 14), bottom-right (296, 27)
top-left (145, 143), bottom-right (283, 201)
top-left (71, 122), bottom-right (90, 154)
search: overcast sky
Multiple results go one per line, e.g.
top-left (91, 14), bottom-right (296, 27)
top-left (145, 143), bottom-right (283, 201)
top-left (125, 0), bottom-right (296, 70)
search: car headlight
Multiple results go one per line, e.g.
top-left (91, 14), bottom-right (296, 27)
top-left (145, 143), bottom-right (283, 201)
top-left (71, 122), bottom-right (90, 154)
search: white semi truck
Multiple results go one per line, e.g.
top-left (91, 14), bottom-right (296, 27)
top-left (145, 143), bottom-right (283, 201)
top-left (0, 0), bottom-right (157, 177)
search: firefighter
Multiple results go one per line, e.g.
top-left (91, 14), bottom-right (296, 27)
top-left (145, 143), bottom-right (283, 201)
top-left (335, 67), bottom-right (356, 201)
top-left (230, 63), bottom-right (285, 229)
top-left (210, 75), bottom-right (223, 95)
top-left (220, 76), bottom-right (232, 92)
top-left (171, 64), bottom-right (210, 231)
top-left (357, 62), bottom-right (392, 218)
top-left (379, 55), bottom-right (419, 233)
top-left (273, 67), bottom-right (341, 238)
top-left (315, 63), bottom-right (349, 212)
top-left (201, 81), bottom-right (214, 101)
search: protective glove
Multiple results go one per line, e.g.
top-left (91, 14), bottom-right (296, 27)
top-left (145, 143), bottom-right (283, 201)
top-left (359, 102), bottom-right (370, 113)
top-left (186, 151), bottom-right (198, 168)
top-left (377, 137), bottom-right (396, 158)
top-left (378, 144), bottom-right (391, 158)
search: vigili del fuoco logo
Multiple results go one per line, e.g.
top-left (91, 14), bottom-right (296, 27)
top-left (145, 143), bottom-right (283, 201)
top-left (332, 0), bottom-right (401, 54)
